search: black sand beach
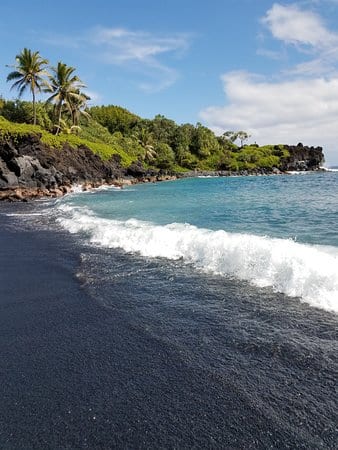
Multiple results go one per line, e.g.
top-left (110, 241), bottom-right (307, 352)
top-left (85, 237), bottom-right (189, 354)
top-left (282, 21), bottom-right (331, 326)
top-left (0, 204), bottom-right (337, 449)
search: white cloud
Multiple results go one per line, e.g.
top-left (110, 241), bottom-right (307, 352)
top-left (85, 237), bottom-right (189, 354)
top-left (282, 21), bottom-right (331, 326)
top-left (261, 3), bottom-right (337, 48)
top-left (42, 27), bottom-right (192, 93)
top-left (200, 3), bottom-right (338, 165)
top-left (93, 27), bottom-right (190, 62)
top-left (200, 71), bottom-right (338, 164)
top-left (88, 26), bottom-right (192, 92)
top-left (260, 3), bottom-right (338, 76)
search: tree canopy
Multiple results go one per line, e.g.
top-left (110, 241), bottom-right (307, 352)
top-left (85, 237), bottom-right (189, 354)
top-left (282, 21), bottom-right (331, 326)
top-left (6, 48), bottom-right (49, 125)
top-left (2, 48), bottom-right (289, 173)
top-left (44, 62), bottom-right (87, 134)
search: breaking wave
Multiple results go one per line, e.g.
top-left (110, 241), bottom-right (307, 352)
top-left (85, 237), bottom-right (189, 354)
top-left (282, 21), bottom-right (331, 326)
top-left (57, 204), bottom-right (338, 313)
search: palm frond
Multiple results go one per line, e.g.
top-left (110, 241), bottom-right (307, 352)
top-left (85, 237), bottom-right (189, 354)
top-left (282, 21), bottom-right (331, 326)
top-left (6, 71), bottom-right (23, 81)
top-left (18, 84), bottom-right (27, 98)
top-left (10, 79), bottom-right (25, 91)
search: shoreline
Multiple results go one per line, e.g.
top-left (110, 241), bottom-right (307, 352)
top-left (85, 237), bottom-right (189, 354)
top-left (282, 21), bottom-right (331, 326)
top-left (0, 132), bottom-right (326, 202)
top-left (0, 173), bottom-right (178, 201)
top-left (0, 167), bottom-right (327, 202)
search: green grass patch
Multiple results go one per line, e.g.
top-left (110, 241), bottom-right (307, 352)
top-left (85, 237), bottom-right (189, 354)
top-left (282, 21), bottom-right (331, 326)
top-left (230, 144), bottom-right (288, 170)
top-left (0, 116), bottom-right (133, 166)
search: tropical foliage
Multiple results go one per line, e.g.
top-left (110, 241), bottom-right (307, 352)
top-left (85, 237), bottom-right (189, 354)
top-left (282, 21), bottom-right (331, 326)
top-left (0, 115), bottom-right (133, 165)
top-left (6, 48), bottom-right (49, 125)
top-left (44, 62), bottom-right (88, 134)
top-left (3, 48), bottom-right (290, 173)
top-left (90, 105), bottom-right (140, 135)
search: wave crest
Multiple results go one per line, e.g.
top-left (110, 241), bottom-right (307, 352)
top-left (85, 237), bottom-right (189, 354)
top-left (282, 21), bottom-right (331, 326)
top-left (57, 204), bottom-right (338, 313)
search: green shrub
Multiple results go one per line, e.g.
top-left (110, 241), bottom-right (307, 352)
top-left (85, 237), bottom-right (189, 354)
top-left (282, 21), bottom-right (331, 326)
top-left (154, 143), bottom-right (175, 170)
top-left (0, 100), bottom-right (54, 130)
top-left (0, 116), bottom-right (133, 166)
top-left (90, 105), bottom-right (140, 135)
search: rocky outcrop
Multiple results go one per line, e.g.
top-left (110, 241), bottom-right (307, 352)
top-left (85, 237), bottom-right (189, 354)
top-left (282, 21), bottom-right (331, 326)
top-left (0, 134), bottom-right (127, 186)
top-left (0, 134), bottom-right (326, 201)
top-left (0, 134), bottom-right (163, 201)
top-left (280, 143), bottom-right (324, 171)
top-left (177, 144), bottom-right (324, 178)
top-left (177, 168), bottom-right (282, 178)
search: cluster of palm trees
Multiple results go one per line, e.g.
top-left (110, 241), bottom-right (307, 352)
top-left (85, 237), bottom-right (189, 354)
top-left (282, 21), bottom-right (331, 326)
top-left (6, 48), bottom-right (89, 134)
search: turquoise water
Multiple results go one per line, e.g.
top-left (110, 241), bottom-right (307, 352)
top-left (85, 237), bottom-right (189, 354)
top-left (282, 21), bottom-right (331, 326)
top-left (65, 172), bottom-right (338, 246)
top-left (57, 172), bottom-right (338, 312)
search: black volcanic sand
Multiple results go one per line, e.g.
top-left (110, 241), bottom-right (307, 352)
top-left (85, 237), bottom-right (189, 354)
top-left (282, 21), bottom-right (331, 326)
top-left (0, 204), bottom-right (337, 449)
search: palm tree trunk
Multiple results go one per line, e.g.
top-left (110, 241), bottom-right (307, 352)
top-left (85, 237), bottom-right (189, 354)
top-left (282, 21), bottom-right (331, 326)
top-left (72, 108), bottom-right (76, 127)
top-left (32, 88), bottom-right (36, 126)
top-left (56, 101), bottom-right (63, 135)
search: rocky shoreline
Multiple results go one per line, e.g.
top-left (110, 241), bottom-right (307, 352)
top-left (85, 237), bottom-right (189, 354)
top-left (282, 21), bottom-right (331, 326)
top-left (0, 134), bottom-right (178, 201)
top-left (0, 134), bottom-right (325, 201)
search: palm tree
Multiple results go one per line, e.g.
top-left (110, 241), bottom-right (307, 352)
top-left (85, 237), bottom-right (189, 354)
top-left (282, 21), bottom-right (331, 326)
top-left (134, 128), bottom-right (157, 162)
top-left (68, 89), bottom-right (91, 128)
top-left (56, 118), bottom-right (82, 135)
top-left (44, 62), bottom-right (86, 134)
top-left (6, 48), bottom-right (49, 125)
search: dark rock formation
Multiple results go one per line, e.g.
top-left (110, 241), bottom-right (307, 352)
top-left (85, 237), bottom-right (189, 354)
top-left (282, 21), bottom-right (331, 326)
top-left (0, 134), bottom-right (326, 201)
top-left (279, 143), bottom-right (324, 171)
top-left (0, 134), bottom-right (176, 200)
top-left (126, 160), bottom-right (147, 178)
top-left (0, 134), bottom-right (129, 200)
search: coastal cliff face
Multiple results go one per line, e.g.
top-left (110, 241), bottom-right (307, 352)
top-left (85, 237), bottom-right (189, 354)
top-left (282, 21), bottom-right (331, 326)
top-left (280, 143), bottom-right (324, 171)
top-left (0, 135), bottom-right (325, 200)
top-left (0, 134), bottom-right (122, 200)
top-left (0, 134), bottom-right (169, 200)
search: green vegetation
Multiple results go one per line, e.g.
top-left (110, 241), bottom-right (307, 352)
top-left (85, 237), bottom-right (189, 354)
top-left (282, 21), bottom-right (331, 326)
top-left (1, 48), bottom-right (290, 173)
top-left (229, 145), bottom-right (286, 171)
top-left (44, 62), bottom-right (87, 134)
top-left (90, 105), bottom-right (140, 135)
top-left (6, 48), bottom-right (49, 125)
top-left (0, 116), bottom-right (132, 166)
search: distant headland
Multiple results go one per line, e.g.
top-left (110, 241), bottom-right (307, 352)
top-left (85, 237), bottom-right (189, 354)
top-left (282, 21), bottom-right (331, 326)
top-left (0, 120), bottom-right (325, 201)
top-left (0, 48), bottom-right (325, 201)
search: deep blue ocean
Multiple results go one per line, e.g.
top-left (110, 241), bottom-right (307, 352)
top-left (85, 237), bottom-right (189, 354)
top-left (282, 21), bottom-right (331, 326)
top-left (1, 171), bottom-right (337, 448)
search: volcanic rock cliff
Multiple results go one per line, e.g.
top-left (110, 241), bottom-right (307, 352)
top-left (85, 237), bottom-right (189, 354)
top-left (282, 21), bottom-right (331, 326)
top-left (279, 143), bottom-right (324, 171)
top-left (0, 134), bottom-right (168, 200)
top-left (0, 134), bottom-right (326, 201)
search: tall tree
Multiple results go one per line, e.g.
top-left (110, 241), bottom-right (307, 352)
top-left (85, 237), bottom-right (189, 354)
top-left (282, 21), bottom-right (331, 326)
top-left (133, 128), bottom-right (157, 162)
top-left (222, 130), bottom-right (251, 147)
top-left (237, 131), bottom-right (251, 147)
top-left (6, 48), bottom-right (49, 125)
top-left (67, 89), bottom-right (90, 128)
top-left (44, 62), bottom-right (86, 134)
top-left (191, 123), bottom-right (220, 157)
top-left (90, 105), bottom-right (140, 134)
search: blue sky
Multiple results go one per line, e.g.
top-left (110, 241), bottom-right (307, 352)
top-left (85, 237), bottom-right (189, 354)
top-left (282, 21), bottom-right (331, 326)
top-left (1, 0), bottom-right (338, 164)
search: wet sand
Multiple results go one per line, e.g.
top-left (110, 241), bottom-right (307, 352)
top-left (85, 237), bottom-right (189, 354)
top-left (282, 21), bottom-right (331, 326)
top-left (0, 206), bottom-right (336, 449)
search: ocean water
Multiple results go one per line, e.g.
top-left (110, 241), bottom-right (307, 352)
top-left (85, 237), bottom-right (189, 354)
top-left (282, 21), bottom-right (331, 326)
top-left (58, 172), bottom-right (338, 313)
top-left (1, 172), bottom-right (337, 448)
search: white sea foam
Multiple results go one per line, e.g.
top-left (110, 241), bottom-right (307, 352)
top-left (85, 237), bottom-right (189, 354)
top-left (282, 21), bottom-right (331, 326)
top-left (71, 184), bottom-right (126, 194)
top-left (4, 212), bottom-right (45, 217)
top-left (318, 166), bottom-right (338, 172)
top-left (70, 184), bottom-right (85, 193)
top-left (95, 185), bottom-right (122, 191)
top-left (57, 204), bottom-right (338, 313)
top-left (286, 171), bottom-right (308, 175)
